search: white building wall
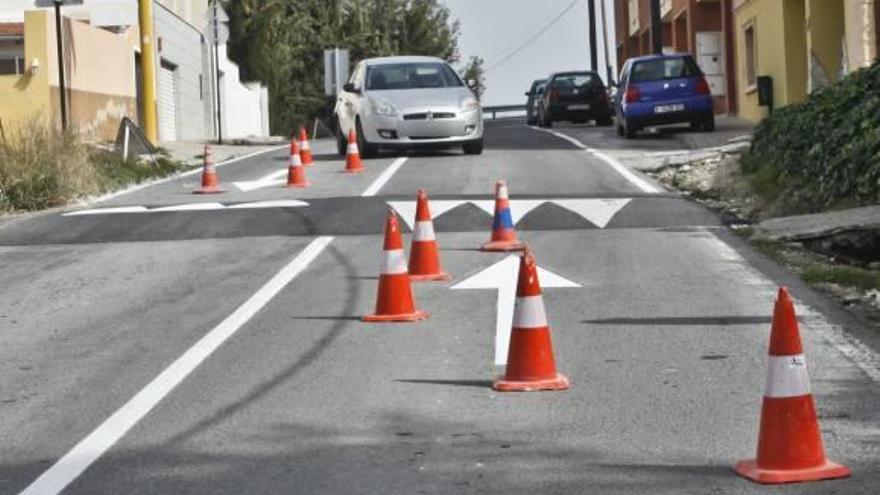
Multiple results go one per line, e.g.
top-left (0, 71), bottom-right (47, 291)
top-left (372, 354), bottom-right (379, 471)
top-left (217, 44), bottom-right (268, 139)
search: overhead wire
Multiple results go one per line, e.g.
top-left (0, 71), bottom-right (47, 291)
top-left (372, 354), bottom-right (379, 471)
top-left (483, 0), bottom-right (582, 73)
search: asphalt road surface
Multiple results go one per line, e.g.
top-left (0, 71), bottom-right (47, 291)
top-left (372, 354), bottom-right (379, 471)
top-left (1, 120), bottom-right (878, 495)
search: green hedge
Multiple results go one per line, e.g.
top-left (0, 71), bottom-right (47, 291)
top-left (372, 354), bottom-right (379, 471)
top-left (746, 61), bottom-right (880, 211)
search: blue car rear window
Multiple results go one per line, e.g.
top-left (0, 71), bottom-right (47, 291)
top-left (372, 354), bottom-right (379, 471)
top-left (630, 57), bottom-right (701, 83)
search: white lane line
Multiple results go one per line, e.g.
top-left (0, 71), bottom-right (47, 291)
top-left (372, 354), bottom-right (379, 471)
top-left (19, 236), bottom-right (335, 495)
top-left (529, 126), bottom-right (661, 193)
top-left (63, 200), bottom-right (309, 216)
top-left (706, 232), bottom-right (880, 385)
top-left (64, 206), bottom-right (150, 216)
top-left (151, 202), bottom-right (226, 212)
top-left (79, 145), bottom-right (288, 206)
top-left (361, 157), bottom-right (408, 197)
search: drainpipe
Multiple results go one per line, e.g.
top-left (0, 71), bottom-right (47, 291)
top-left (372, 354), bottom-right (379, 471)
top-left (137, 0), bottom-right (159, 144)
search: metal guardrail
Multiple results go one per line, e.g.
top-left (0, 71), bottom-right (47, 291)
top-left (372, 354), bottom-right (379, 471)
top-left (482, 104), bottom-right (526, 120)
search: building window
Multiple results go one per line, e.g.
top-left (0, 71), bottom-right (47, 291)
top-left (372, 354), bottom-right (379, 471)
top-left (744, 22), bottom-right (757, 88)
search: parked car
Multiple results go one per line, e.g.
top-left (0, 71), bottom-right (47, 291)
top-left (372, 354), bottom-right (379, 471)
top-left (334, 55), bottom-right (484, 157)
top-left (536, 71), bottom-right (612, 128)
top-left (614, 54), bottom-right (714, 139)
top-left (524, 79), bottom-right (546, 125)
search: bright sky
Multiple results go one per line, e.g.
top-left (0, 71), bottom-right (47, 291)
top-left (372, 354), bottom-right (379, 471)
top-left (442, 0), bottom-right (617, 107)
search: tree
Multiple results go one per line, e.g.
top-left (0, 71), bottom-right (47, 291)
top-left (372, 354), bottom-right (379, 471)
top-left (223, 0), bottom-right (461, 135)
top-left (460, 56), bottom-right (485, 100)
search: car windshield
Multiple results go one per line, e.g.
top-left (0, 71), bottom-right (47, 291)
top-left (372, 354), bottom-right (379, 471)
top-left (551, 73), bottom-right (601, 90)
top-left (366, 62), bottom-right (464, 90)
top-left (631, 57), bottom-right (702, 82)
top-left (529, 80), bottom-right (546, 94)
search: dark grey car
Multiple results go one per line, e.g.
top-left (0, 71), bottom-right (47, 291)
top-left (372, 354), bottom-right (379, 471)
top-left (525, 79), bottom-right (546, 125)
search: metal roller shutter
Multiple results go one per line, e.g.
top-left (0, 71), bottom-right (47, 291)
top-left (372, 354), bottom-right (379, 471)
top-left (158, 63), bottom-right (178, 142)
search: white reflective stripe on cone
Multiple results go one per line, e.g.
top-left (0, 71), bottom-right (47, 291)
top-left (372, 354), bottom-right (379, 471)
top-left (348, 143), bottom-right (359, 154)
top-left (413, 221), bottom-right (436, 241)
top-left (290, 155), bottom-right (302, 167)
top-left (380, 249), bottom-right (408, 275)
top-left (764, 354), bottom-right (812, 398)
top-left (497, 187), bottom-right (509, 200)
top-left (301, 141), bottom-right (311, 150)
top-left (512, 295), bottom-right (548, 328)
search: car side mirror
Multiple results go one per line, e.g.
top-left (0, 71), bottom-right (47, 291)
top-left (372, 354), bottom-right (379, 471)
top-left (342, 82), bottom-right (360, 94)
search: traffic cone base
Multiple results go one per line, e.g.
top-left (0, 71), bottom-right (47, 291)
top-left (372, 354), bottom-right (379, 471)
top-left (363, 309), bottom-right (428, 323)
top-left (733, 459), bottom-right (850, 484)
top-left (493, 373), bottom-right (569, 392)
top-left (284, 181), bottom-right (310, 189)
top-left (193, 185), bottom-right (225, 194)
top-left (481, 239), bottom-right (526, 252)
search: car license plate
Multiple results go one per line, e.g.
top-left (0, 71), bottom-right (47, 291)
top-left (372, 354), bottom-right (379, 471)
top-left (654, 103), bottom-right (685, 114)
top-left (568, 104), bottom-right (590, 110)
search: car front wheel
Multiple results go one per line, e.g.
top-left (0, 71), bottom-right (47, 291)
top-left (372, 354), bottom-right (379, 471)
top-left (356, 119), bottom-right (378, 158)
top-left (463, 139), bottom-right (484, 155)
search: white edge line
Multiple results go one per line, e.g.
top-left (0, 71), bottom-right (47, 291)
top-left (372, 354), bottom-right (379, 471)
top-left (76, 145), bottom-right (288, 206)
top-left (528, 125), bottom-right (661, 194)
top-left (361, 157), bottom-right (408, 197)
top-left (18, 235), bottom-right (335, 495)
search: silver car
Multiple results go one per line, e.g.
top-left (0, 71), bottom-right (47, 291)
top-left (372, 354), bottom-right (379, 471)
top-left (334, 56), bottom-right (484, 157)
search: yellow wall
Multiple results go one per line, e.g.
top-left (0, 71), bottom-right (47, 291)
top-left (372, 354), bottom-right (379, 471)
top-left (807, 0), bottom-right (846, 89)
top-left (0, 10), bottom-right (51, 134)
top-left (783, 0), bottom-right (808, 104)
top-left (734, 0), bottom-right (788, 122)
top-left (0, 10), bottom-right (138, 141)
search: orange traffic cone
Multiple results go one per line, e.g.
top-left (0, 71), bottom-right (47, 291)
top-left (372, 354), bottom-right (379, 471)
top-left (363, 210), bottom-right (428, 322)
top-left (345, 129), bottom-right (365, 173)
top-left (285, 139), bottom-right (310, 188)
top-left (299, 126), bottom-right (314, 167)
top-left (482, 180), bottom-right (525, 252)
top-left (194, 144), bottom-right (225, 194)
top-left (734, 287), bottom-right (851, 484)
top-left (493, 248), bottom-right (569, 392)
top-left (408, 189), bottom-right (451, 282)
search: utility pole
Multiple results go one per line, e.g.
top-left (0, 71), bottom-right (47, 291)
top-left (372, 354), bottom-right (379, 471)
top-left (137, 0), bottom-right (159, 143)
top-left (212, 0), bottom-right (223, 144)
top-left (650, 0), bottom-right (663, 54)
top-left (36, 0), bottom-right (83, 131)
top-left (598, 0), bottom-right (614, 84)
top-left (52, 1), bottom-right (67, 130)
top-left (587, 0), bottom-right (598, 72)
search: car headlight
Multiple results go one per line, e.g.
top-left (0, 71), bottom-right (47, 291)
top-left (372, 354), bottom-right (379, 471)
top-left (371, 97), bottom-right (398, 116)
top-left (460, 97), bottom-right (479, 112)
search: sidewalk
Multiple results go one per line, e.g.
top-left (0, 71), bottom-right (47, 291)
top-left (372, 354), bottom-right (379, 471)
top-left (160, 138), bottom-right (289, 166)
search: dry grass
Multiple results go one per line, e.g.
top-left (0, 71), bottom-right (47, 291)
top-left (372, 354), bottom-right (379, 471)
top-left (0, 119), bottom-right (184, 212)
top-left (0, 120), bottom-right (102, 211)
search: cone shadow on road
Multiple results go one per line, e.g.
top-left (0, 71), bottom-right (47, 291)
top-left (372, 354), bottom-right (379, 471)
top-left (583, 316), bottom-right (773, 326)
top-left (394, 379), bottom-right (494, 389)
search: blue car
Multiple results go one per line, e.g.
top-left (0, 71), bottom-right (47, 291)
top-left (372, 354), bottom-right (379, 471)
top-left (615, 54), bottom-right (714, 139)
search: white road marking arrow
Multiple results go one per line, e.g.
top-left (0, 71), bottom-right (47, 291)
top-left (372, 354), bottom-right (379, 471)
top-left (470, 200), bottom-right (546, 224)
top-left (232, 169), bottom-right (288, 192)
top-left (388, 200), bottom-right (468, 229)
top-left (553, 198), bottom-right (632, 228)
top-left (451, 255), bottom-right (580, 366)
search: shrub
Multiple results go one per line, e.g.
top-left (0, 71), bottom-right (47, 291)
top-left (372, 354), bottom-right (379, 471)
top-left (748, 60), bottom-right (880, 211)
top-left (0, 120), bottom-right (185, 212)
